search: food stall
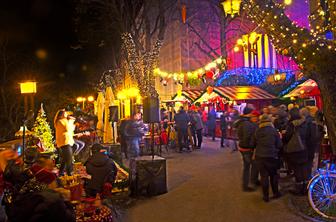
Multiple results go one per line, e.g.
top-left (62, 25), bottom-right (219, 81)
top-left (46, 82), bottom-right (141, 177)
top-left (283, 79), bottom-right (322, 109)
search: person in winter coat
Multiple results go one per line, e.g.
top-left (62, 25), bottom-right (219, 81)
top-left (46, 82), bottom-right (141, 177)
top-left (85, 144), bottom-right (117, 197)
top-left (252, 114), bottom-right (282, 202)
top-left (220, 112), bottom-right (228, 148)
top-left (174, 106), bottom-right (191, 152)
top-left (124, 113), bottom-right (145, 158)
top-left (274, 109), bottom-right (288, 132)
top-left (190, 110), bottom-right (204, 148)
top-left (119, 117), bottom-right (130, 159)
top-left (235, 106), bottom-right (259, 191)
top-left (54, 110), bottom-right (76, 176)
top-left (207, 107), bottom-right (217, 141)
top-left (300, 107), bottom-right (322, 178)
top-left (282, 108), bottom-right (309, 195)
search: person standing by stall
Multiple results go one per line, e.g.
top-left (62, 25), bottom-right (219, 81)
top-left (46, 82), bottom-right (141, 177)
top-left (54, 110), bottom-right (75, 176)
top-left (252, 114), bottom-right (282, 202)
top-left (220, 112), bottom-right (228, 148)
top-left (207, 107), bottom-right (217, 141)
top-left (174, 106), bottom-right (191, 152)
top-left (235, 106), bottom-right (259, 192)
top-left (190, 109), bottom-right (204, 149)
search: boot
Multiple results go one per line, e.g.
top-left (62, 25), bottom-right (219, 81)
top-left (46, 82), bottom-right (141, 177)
top-left (290, 182), bottom-right (305, 196)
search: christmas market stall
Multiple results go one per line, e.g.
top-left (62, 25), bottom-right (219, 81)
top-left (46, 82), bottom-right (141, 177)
top-left (214, 86), bottom-right (276, 111)
top-left (283, 79), bottom-right (322, 109)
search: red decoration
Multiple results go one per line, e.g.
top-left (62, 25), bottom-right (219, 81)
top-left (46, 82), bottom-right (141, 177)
top-left (282, 49), bottom-right (289, 55)
top-left (206, 86), bottom-right (214, 94)
top-left (206, 71), bottom-right (214, 79)
top-left (181, 5), bottom-right (187, 24)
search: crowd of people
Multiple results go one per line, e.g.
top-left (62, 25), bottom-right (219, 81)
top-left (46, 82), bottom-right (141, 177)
top-left (233, 104), bottom-right (324, 202)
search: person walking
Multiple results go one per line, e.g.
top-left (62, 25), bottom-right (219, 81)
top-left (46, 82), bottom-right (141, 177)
top-left (124, 113), bottom-right (145, 158)
top-left (220, 112), bottom-right (228, 148)
top-left (252, 114), bottom-right (282, 202)
top-left (174, 106), bottom-right (191, 152)
top-left (191, 109), bottom-right (204, 149)
top-left (282, 108), bottom-right (309, 195)
top-left (54, 110), bottom-right (75, 176)
top-left (207, 107), bottom-right (217, 141)
top-left (235, 106), bottom-right (258, 192)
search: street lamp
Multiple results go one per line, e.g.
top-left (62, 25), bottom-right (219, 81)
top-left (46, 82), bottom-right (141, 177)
top-left (221, 0), bottom-right (242, 17)
top-left (19, 81), bottom-right (36, 162)
top-left (19, 81), bottom-right (37, 116)
top-left (76, 96), bottom-right (94, 110)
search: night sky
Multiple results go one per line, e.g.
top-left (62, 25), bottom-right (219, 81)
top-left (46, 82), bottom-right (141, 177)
top-left (0, 0), bottom-right (98, 93)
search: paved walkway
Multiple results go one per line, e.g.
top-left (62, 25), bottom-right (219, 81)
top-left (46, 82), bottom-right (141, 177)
top-left (124, 138), bottom-right (307, 222)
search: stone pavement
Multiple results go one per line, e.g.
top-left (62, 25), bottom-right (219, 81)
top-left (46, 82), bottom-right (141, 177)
top-left (124, 138), bottom-right (307, 222)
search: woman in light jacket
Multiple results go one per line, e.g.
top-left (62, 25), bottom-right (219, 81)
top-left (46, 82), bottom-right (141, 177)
top-left (54, 110), bottom-right (75, 175)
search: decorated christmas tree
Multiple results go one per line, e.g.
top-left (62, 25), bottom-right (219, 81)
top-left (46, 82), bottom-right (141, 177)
top-left (32, 103), bottom-right (56, 153)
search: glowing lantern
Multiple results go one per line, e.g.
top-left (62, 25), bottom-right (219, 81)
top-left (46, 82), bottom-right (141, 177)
top-left (127, 87), bottom-right (139, 97)
top-left (284, 0), bottom-right (292, 5)
top-left (207, 86), bottom-right (214, 94)
top-left (221, 0), bottom-right (241, 17)
top-left (87, 96), bottom-right (95, 102)
top-left (20, 81), bottom-right (37, 94)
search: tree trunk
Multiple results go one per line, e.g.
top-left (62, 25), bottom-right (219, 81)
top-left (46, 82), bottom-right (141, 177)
top-left (314, 70), bottom-right (336, 154)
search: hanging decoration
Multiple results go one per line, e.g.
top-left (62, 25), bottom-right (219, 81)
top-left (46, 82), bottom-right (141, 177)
top-left (266, 70), bottom-right (287, 85)
top-left (181, 4), bottom-right (187, 24)
top-left (154, 57), bottom-right (226, 86)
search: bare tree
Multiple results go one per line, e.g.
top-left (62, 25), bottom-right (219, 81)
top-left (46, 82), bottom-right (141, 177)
top-left (75, 0), bottom-right (177, 97)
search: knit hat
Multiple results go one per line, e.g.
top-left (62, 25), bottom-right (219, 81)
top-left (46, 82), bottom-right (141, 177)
top-left (259, 114), bottom-right (272, 123)
top-left (251, 110), bottom-right (261, 117)
top-left (243, 106), bottom-right (253, 115)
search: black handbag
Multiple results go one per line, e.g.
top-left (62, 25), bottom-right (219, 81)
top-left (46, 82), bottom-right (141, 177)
top-left (284, 126), bottom-right (305, 153)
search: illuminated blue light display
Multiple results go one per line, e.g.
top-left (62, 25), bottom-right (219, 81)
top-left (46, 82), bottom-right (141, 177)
top-left (215, 67), bottom-right (296, 86)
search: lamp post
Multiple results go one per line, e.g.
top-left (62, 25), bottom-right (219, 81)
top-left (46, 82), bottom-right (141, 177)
top-left (19, 81), bottom-right (37, 115)
top-left (77, 96), bottom-right (95, 110)
top-left (19, 81), bottom-right (36, 161)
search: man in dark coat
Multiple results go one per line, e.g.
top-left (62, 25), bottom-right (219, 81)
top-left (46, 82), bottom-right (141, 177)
top-left (220, 112), bottom-right (228, 148)
top-left (300, 107), bottom-right (321, 178)
top-left (85, 143), bottom-right (117, 197)
top-left (190, 110), bottom-right (204, 148)
top-left (207, 107), bottom-right (217, 141)
top-left (235, 106), bottom-right (258, 191)
top-left (283, 108), bottom-right (309, 195)
top-left (174, 106), bottom-right (191, 152)
top-left (252, 114), bottom-right (282, 202)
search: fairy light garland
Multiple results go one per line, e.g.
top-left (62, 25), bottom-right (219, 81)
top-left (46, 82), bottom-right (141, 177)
top-left (154, 57), bottom-right (226, 85)
top-left (240, 0), bottom-right (336, 75)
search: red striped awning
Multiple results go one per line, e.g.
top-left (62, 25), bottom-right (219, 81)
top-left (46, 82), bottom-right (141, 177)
top-left (214, 86), bottom-right (276, 101)
top-left (182, 90), bottom-right (203, 101)
top-left (172, 90), bottom-right (203, 102)
top-left (284, 79), bottom-right (320, 98)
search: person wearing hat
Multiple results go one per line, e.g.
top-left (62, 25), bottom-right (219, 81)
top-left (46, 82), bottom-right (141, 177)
top-left (235, 106), bottom-right (258, 192)
top-left (252, 114), bottom-right (282, 202)
top-left (85, 144), bottom-right (117, 197)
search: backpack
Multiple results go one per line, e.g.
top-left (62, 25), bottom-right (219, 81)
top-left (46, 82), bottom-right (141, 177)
top-left (284, 126), bottom-right (306, 153)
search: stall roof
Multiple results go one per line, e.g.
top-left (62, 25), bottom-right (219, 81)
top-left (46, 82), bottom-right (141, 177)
top-left (214, 86), bottom-right (276, 101)
top-left (172, 90), bottom-right (203, 102)
top-left (284, 79), bottom-right (320, 98)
